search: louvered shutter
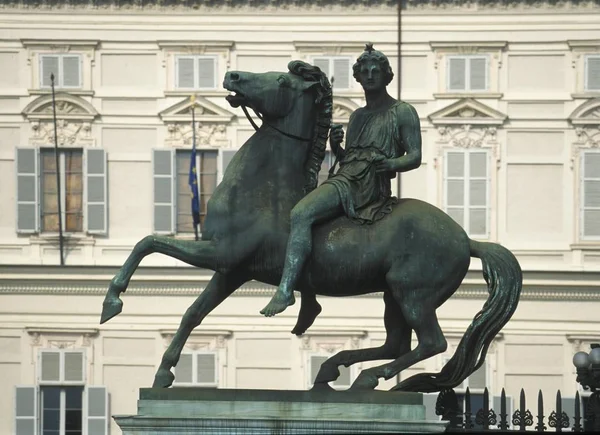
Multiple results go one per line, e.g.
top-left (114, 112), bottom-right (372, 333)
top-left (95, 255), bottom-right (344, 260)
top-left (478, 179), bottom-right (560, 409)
top-left (16, 148), bottom-right (39, 233)
top-left (469, 57), bottom-right (487, 91)
top-left (40, 55), bottom-right (59, 88)
top-left (562, 396), bottom-right (577, 430)
top-left (448, 57), bottom-right (467, 91)
top-left (39, 350), bottom-right (61, 383)
top-left (85, 148), bottom-right (107, 234)
top-left (423, 393), bottom-right (440, 421)
top-left (468, 363), bottom-right (487, 390)
top-left (177, 57), bottom-right (195, 89)
top-left (468, 151), bottom-right (489, 238)
top-left (174, 353), bottom-right (193, 384)
top-left (220, 149), bottom-right (237, 181)
top-left (333, 363), bottom-right (350, 387)
top-left (197, 353), bottom-right (217, 386)
top-left (333, 58), bottom-right (351, 89)
top-left (15, 386), bottom-right (38, 435)
top-left (198, 57), bottom-right (216, 89)
top-left (493, 395), bottom-right (513, 429)
top-left (64, 350), bottom-right (85, 383)
top-left (85, 386), bottom-right (108, 435)
top-left (445, 151), bottom-right (466, 228)
top-left (153, 149), bottom-right (175, 234)
top-left (582, 152), bottom-right (600, 238)
top-left (586, 56), bottom-right (600, 91)
top-left (309, 355), bottom-right (327, 384)
top-left (312, 58), bottom-right (330, 78)
top-left (62, 55), bottom-right (81, 87)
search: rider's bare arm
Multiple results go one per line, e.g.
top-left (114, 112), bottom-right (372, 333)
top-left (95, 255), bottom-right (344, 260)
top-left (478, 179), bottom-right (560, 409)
top-left (329, 123), bottom-right (347, 160)
top-left (390, 103), bottom-right (422, 173)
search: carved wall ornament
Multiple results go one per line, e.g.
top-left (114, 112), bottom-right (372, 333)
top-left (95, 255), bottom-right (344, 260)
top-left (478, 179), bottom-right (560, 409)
top-left (30, 120), bottom-right (94, 147)
top-left (435, 125), bottom-right (500, 169)
top-left (22, 93), bottom-right (99, 122)
top-left (166, 122), bottom-right (227, 148)
top-left (26, 327), bottom-right (98, 349)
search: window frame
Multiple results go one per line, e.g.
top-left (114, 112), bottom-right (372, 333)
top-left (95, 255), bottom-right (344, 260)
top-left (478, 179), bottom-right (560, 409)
top-left (39, 385), bottom-right (84, 435)
top-left (443, 149), bottom-right (491, 240)
top-left (39, 147), bottom-right (85, 235)
top-left (38, 349), bottom-right (86, 386)
top-left (174, 54), bottom-right (218, 90)
top-left (306, 352), bottom-right (353, 390)
top-left (584, 54), bottom-right (600, 92)
top-left (311, 55), bottom-right (354, 91)
top-left (446, 55), bottom-right (489, 92)
top-left (173, 350), bottom-right (219, 388)
top-left (580, 149), bottom-right (600, 241)
top-left (39, 54), bottom-right (83, 90)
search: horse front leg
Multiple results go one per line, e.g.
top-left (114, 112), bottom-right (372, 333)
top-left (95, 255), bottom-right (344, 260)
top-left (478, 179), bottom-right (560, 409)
top-left (100, 236), bottom-right (219, 324)
top-left (153, 271), bottom-right (247, 388)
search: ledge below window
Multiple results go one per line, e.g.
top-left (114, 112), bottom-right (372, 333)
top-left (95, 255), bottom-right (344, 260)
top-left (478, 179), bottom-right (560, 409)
top-left (571, 92), bottom-right (600, 99)
top-left (31, 233), bottom-right (96, 246)
top-left (164, 90), bottom-right (228, 98)
top-left (29, 89), bottom-right (95, 97)
top-left (570, 243), bottom-right (600, 251)
top-left (433, 92), bottom-right (503, 99)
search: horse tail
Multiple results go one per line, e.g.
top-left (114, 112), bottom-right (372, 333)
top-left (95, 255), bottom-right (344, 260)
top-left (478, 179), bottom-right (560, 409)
top-left (393, 240), bottom-right (522, 393)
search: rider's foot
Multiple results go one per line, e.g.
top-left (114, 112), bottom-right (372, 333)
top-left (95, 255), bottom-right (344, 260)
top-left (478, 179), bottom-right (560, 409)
top-left (260, 290), bottom-right (295, 317)
top-left (292, 298), bottom-right (322, 335)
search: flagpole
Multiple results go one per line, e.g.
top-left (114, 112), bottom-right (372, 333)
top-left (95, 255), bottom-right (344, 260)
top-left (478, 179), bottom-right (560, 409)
top-left (51, 73), bottom-right (65, 266)
top-left (191, 95), bottom-right (200, 241)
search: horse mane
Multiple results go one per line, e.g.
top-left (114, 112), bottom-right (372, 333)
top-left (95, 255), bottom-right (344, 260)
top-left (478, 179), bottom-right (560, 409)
top-left (287, 60), bottom-right (333, 194)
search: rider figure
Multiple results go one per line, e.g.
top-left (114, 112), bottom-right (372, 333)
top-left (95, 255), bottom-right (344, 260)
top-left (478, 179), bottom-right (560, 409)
top-left (261, 43), bottom-right (423, 317)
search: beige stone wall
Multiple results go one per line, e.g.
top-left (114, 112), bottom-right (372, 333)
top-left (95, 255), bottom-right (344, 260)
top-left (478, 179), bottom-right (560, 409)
top-left (0, 2), bottom-right (599, 434)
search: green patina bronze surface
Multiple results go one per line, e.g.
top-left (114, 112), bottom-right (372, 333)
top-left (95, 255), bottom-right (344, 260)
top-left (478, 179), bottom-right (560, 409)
top-left (100, 45), bottom-right (522, 393)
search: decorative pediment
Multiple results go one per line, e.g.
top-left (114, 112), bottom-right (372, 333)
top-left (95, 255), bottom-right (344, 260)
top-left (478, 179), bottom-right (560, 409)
top-left (331, 97), bottom-right (359, 123)
top-left (428, 98), bottom-right (507, 126)
top-left (159, 95), bottom-right (235, 123)
top-left (569, 98), bottom-right (600, 126)
top-left (22, 93), bottom-right (98, 122)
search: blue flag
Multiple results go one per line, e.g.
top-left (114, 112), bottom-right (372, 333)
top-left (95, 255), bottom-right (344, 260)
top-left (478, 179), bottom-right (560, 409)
top-left (189, 141), bottom-right (201, 227)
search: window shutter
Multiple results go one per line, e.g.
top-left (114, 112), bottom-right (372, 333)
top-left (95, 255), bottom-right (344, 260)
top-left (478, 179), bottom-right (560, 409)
top-left (469, 57), bottom-right (487, 91)
top-left (196, 353), bottom-right (217, 386)
top-left (153, 149), bottom-right (175, 234)
top-left (309, 355), bottom-right (327, 384)
top-left (16, 148), bottom-right (39, 233)
top-left (468, 151), bottom-right (489, 237)
top-left (64, 350), bottom-right (85, 383)
top-left (423, 393), bottom-right (440, 421)
top-left (41, 55), bottom-right (59, 88)
top-left (445, 151), bottom-right (466, 228)
top-left (177, 57), bottom-right (195, 89)
top-left (175, 353), bottom-right (193, 384)
top-left (62, 55), bottom-right (81, 87)
top-left (197, 57), bottom-right (216, 89)
top-left (220, 149), bottom-right (237, 181)
top-left (15, 386), bottom-right (38, 435)
top-left (333, 364), bottom-right (351, 387)
top-left (85, 386), bottom-right (108, 435)
top-left (493, 394), bottom-right (513, 429)
top-left (468, 363), bottom-right (487, 390)
top-left (333, 58), bottom-right (351, 89)
top-left (85, 148), bottom-right (107, 235)
top-left (583, 152), bottom-right (600, 238)
top-left (313, 58), bottom-right (330, 78)
top-left (39, 350), bottom-right (61, 383)
top-left (586, 56), bottom-right (600, 91)
top-left (448, 57), bottom-right (466, 91)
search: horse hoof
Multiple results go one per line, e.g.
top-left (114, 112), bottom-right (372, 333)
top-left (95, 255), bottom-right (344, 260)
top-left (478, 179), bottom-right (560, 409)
top-left (349, 372), bottom-right (379, 391)
top-left (100, 298), bottom-right (123, 324)
top-left (310, 382), bottom-right (335, 392)
top-left (152, 369), bottom-right (175, 388)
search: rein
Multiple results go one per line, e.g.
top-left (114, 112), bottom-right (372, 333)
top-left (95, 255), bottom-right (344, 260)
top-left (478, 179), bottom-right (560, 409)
top-left (241, 105), bottom-right (312, 143)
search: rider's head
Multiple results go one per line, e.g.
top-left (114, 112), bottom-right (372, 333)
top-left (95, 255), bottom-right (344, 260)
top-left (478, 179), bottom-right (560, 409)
top-left (352, 43), bottom-right (394, 89)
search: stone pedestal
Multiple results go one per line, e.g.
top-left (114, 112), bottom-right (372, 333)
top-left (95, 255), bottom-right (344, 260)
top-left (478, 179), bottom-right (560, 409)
top-left (114, 388), bottom-right (447, 434)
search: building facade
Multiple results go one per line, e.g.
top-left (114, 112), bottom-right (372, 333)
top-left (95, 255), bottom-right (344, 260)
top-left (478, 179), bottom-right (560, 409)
top-left (1, 0), bottom-right (600, 433)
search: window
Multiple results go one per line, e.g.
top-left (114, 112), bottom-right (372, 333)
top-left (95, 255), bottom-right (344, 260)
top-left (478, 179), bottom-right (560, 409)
top-left (16, 148), bottom-right (107, 235)
top-left (15, 349), bottom-right (108, 435)
top-left (444, 150), bottom-right (490, 239)
top-left (176, 149), bottom-right (217, 232)
top-left (39, 55), bottom-right (82, 89)
top-left (447, 56), bottom-right (488, 92)
top-left (585, 55), bottom-right (600, 91)
top-left (175, 55), bottom-right (217, 90)
top-left (308, 354), bottom-right (352, 390)
top-left (312, 57), bottom-right (353, 90)
top-left (581, 151), bottom-right (600, 240)
top-left (173, 351), bottom-right (218, 387)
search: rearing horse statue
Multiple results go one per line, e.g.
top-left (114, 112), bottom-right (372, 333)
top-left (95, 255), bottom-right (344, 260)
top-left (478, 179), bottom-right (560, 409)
top-left (100, 60), bottom-right (522, 392)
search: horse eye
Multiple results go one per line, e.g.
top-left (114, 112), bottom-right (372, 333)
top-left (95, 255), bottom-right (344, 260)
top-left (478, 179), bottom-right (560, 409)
top-left (277, 76), bottom-right (290, 87)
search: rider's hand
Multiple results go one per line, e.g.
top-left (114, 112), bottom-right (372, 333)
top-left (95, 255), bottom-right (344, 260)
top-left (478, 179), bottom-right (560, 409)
top-left (373, 155), bottom-right (396, 173)
top-left (330, 124), bottom-right (344, 147)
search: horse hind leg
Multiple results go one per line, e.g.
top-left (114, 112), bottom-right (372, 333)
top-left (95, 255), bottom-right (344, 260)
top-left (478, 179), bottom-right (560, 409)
top-left (349, 273), bottom-right (449, 390)
top-left (312, 291), bottom-right (411, 389)
top-left (153, 271), bottom-right (247, 388)
top-left (100, 236), bottom-right (218, 324)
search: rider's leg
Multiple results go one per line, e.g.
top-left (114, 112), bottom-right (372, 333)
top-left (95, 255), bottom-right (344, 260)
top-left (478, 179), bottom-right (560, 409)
top-left (260, 184), bottom-right (343, 316)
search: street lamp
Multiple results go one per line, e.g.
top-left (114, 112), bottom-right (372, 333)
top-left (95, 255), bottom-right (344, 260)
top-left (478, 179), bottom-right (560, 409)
top-left (573, 343), bottom-right (600, 432)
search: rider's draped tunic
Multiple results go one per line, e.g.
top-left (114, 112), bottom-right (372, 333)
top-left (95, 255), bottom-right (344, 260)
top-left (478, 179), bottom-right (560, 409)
top-left (323, 100), bottom-right (405, 225)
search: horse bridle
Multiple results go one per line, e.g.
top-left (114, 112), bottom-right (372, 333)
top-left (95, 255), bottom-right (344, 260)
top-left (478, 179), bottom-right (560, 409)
top-left (241, 105), bottom-right (312, 143)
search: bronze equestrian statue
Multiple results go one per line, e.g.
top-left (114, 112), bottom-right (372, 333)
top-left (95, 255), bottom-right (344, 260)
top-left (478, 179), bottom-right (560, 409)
top-left (100, 45), bottom-right (522, 393)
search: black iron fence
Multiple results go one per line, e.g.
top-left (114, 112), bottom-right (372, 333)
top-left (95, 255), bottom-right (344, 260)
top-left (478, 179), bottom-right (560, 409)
top-left (434, 387), bottom-right (600, 432)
